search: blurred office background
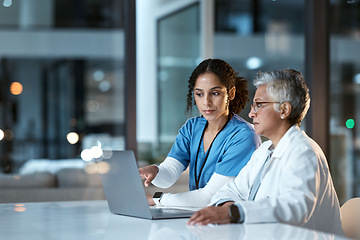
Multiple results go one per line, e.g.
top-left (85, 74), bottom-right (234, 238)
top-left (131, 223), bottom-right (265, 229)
top-left (0, 0), bottom-right (359, 204)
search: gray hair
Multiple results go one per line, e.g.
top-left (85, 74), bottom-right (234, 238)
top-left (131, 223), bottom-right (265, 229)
top-left (253, 69), bottom-right (310, 126)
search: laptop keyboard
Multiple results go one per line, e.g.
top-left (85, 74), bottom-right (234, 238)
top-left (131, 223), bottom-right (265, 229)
top-left (150, 208), bottom-right (195, 217)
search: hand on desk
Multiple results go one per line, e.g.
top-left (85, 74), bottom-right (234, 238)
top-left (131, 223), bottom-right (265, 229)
top-left (188, 202), bottom-right (233, 226)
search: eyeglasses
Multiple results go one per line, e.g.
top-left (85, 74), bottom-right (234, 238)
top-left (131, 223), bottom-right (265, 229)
top-left (251, 101), bottom-right (281, 113)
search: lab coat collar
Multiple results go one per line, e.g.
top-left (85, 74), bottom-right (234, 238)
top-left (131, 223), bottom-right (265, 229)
top-left (271, 125), bottom-right (300, 159)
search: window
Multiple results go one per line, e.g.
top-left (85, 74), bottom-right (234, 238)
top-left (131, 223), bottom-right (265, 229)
top-left (329, 0), bottom-right (360, 203)
top-left (0, 1), bottom-right (127, 172)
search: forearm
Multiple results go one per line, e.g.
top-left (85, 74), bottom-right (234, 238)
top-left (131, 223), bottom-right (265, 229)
top-left (152, 157), bottom-right (186, 188)
top-left (160, 173), bottom-right (234, 207)
top-left (209, 176), bottom-right (247, 206)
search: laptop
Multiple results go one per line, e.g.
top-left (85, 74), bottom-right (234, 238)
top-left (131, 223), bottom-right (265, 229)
top-left (98, 150), bottom-right (198, 219)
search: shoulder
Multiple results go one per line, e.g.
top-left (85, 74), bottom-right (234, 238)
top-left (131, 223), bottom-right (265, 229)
top-left (182, 116), bottom-right (206, 128)
top-left (185, 116), bottom-right (206, 124)
top-left (288, 126), bottom-right (322, 152)
top-left (178, 116), bottom-right (206, 134)
top-left (277, 126), bottom-right (326, 163)
top-left (293, 129), bottom-right (324, 157)
top-left (226, 115), bottom-right (259, 141)
top-left (228, 114), bottom-right (255, 132)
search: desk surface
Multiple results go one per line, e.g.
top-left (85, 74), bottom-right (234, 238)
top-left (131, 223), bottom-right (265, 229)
top-left (0, 200), bottom-right (349, 240)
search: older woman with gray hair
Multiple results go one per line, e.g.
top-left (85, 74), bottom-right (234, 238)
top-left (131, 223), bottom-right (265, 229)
top-left (188, 69), bottom-right (344, 236)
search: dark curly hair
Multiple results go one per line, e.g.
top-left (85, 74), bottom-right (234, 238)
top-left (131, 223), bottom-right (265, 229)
top-left (186, 58), bottom-right (248, 115)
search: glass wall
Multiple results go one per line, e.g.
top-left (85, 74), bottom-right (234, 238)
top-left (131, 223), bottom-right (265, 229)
top-left (214, 0), bottom-right (305, 123)
top-left (156, 3), bottom-right (200, 160)
top-left (0, 0), bottom-right (126, 173)
top-left (149, 0), bottom-right (305, 163)
top-left (329, 0), bottom-right (360, 203)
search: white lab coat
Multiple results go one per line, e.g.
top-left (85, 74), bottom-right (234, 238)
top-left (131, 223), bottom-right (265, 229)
top-left (210, 125), bottom-right (344, 236)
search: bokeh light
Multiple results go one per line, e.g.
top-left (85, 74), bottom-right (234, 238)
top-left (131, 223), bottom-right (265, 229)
top-left (10, 82), bottom-right (23, 95)
top-left (81, 145), bottom-right (104, 162)
top-left (90, 146), bottom-right (103, 158)
top-left (86, 100), bottom-right (100, 112)
top-left (0, 129), bottom-right (4, 141)
top-left (246, 57), bottom-right (262, 70)
top-left (66, 132), bottom-right (79, 144)
top-left (13, 204), bottom-right (26, 212)
top-left (346, 119), bottom-right (355, 129)
top-left (93, 70), bottom-right (105, 81)
top-left (95, 161), bottom-right (110, 174)
top-left (99, 81), bottom-right (111, 92)
top-left (3, 0), bottom-right (12, 7)
top-left (102, 146), bottom-right (113, 159)
top-left (85, 162), bottom-right (110, 174)
top-left (85, 163), bottom-right (97, 174)
top-left (354, 73), bottom-right (360, 84)
top-left (81, 149), bottom-right (93, 161)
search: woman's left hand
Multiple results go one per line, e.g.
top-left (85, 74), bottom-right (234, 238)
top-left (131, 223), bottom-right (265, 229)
top-left (187, 205), bottom-right (231, 225)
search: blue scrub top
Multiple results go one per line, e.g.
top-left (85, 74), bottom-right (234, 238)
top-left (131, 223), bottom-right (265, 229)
top-left (168, 114), bottom-right (261, 191)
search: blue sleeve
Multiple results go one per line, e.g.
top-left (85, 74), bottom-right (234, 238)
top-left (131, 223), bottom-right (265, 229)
top-left (167, 120), bottom-right (193, 169)
top-left (215, 128), bottom-right (261, 177)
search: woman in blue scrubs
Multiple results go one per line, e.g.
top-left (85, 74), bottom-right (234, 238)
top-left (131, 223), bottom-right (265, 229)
top-left (139, 59), bottom-right (261, 207)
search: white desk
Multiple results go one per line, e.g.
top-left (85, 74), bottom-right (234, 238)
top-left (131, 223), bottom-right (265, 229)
top-left (0, 200), bottom-right (349, 240)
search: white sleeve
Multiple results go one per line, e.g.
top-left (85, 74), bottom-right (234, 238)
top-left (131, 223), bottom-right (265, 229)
top-left (159, 173), bottom-right (234, 207)
top-left (151, 157), bottom-right (186, 188)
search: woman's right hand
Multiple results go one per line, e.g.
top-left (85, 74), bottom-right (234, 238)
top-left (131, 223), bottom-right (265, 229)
top-left (138, 165), bottom-right (159, 187)
top-left (146, 194), bottom-right (155, 206)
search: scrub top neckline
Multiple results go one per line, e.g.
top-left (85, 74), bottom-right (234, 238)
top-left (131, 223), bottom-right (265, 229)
top-left (194, 114), bottom-right (232, 189)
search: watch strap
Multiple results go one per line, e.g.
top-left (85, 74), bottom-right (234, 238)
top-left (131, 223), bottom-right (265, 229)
top-left (153, 192), bottom-right (163, 205)
top-left (229, 204), bottom-right (240, 223)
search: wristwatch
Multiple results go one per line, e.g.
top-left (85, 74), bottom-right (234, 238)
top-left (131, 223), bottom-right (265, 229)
top-left (229, 204), bottom-right (240, 223)
top-left (153, 192), bottom-right (163, 205)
